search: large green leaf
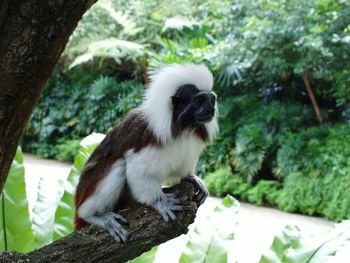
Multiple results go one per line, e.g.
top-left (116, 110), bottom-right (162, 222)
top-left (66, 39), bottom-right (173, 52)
top-left (31, 174), bottom-right (64, 248)
top-left (0, 148), bottom-right (34, 252)
top-left (53, 133), bottom-right (105, 240)
top-left (179, 195), bottom-right (239, 263)
top-left (260, 221), bottom-right (350, 263)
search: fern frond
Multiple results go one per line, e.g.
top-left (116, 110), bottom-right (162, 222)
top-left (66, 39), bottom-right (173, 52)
top-left (69, 38), bottom-right (144, 68)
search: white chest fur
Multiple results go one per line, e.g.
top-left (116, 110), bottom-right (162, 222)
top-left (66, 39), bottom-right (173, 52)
top-left (125, 132), bottom-right (205, 182)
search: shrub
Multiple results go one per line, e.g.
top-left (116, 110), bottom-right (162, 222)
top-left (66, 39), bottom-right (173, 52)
top-left (200, 96), bottom-right (314, 182)
top-left (205, 168), bottom-right (250, 197)
top-left (55, 139), bottom-right (81, 162)
top-left (275, 124), bottom-right (350, 220)
top-left (205, 168), bottom-right (281, 206)
top-left (22, 74), bottom-right (143, 161)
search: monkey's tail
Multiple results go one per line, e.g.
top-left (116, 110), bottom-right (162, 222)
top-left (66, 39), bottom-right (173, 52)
top-left (74, 215), bottom-right (88, 230)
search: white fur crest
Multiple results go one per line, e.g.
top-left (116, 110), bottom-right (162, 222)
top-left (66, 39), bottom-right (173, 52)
top-left (141, 63), bottom-right (217, 144)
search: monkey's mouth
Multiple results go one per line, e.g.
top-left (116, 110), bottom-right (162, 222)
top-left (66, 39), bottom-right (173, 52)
top-left (196, 113), bottom-right (214, 123)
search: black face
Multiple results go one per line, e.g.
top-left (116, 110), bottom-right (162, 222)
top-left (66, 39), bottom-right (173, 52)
top-left (171, 84), bottom-right (216, 129)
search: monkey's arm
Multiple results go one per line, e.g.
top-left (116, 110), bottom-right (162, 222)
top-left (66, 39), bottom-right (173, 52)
top-left (126, 163), bottom-right (191, 222)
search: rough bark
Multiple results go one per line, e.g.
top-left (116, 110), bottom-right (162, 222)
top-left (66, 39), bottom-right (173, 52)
top-left (0, 0), bottom-right (97, 192)
top-left (0, 181), bottom-right (199, 263)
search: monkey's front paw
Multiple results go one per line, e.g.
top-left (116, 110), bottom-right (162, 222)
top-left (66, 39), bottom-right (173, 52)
top-left (100, 212), bottom-right (128, 242)
top-left (151, 194), bottom-right (192, 222)
top-left (184, 176), bottom-right (209, 206)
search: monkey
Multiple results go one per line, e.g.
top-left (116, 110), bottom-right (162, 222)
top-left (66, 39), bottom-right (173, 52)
top-left (74, 64), bottom-right (219, 242)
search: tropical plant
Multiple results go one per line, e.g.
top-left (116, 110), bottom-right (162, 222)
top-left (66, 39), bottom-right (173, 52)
top-left (65, 0), bottom-right (146, 73)
top-left (179, 195), bottom-right (238, 263)
top-left (21, 0), bottom-right (350, 223)
top-left (0, 148), bottom-right (34, 252)
top-left (0, 135), bottom-right (104, 252)
top-left (275, 124), bottom-right (350, 221)
top-left (260, 221), bottom-right (350, 263)
top-left (22, 77), bottom-right (143, 161)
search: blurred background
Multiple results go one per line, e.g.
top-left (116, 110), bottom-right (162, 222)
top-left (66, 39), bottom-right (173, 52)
top-left (2, 0), bottom-right (350, 262)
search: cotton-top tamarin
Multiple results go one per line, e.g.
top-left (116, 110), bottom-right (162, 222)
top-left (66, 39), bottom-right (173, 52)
top-left (74, 64), bottom-right (219, 242)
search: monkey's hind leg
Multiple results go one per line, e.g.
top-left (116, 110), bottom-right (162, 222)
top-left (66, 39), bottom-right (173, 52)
top-left (78, 159), bottom-right (128, 242)
top-left (84, 212), bottom-right (128, 242)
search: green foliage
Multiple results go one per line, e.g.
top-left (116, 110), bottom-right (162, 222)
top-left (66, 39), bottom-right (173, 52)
top-left (275, 124), bottom-right (350, 221)
top-left (205, 168), bottom-right (281, 206)
top-left (0, 148), bottom-right (34, 252)
top-left (31, 174), bottom-right (64, 248)
top-left (260, 221), bottom-right (350, 263)
top-left (148, 23), bottom-right (218, 73)
top-left (69, 38), bottom-right (145, 69)
top-left (233, 123), bottom-right (271, 184)
top-left (179, 195), bottom-right (238, 263)
top-left (218, 0), bottom-right (350, 107)
top-left (200, 95), bottom-right (314, 181)
top-left (65, 0), bottom-right (146, 73)
top-left (55, 139), bottom-right (81, 162)
top-left (23, 75), bottom-right (143, 161)
top-left (243, 180), bottom-right (281, 206)
top-left (0, 138), bottom-right (103, 252)
top-left (207, 123), bottom-right (350, 221)
top-left (22, 0), bottom-right (350, 223)
top-left (232, 101), bottom-right (313, 183)
top-left (205, 168), bottom-right (250, 197)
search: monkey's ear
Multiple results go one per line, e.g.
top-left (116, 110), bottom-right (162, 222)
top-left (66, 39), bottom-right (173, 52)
top-left (171, 95), bottom-right (181, 105)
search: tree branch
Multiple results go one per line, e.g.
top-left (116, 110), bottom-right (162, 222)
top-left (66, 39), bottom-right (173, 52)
top-left (0, 181), bottom-right (199, 263)
top-left (303, 68), bottom-right (323, 124)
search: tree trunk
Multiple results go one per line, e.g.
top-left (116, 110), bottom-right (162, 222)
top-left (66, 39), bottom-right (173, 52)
top-left (0, 181), bottom-right (199, 262)
top-left (0, 0), bottom-right (97, 192)
top-left (303, 68), bottom-right (323, 124)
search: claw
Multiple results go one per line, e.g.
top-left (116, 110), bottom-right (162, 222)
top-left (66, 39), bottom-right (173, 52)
top-left (165, 193), bottom-right (181, 204)
top-left (183, 175), bottom-right (209, 205)
top-left (96, 212), bottom-right (129, 242)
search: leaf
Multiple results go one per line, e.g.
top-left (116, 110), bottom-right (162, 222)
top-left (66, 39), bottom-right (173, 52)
top-left (179, 195), bottom-right (239, 263)
top-left (31, 175), bottom-right (64, 248)
top-left (98, 2), bottom-right (142, 36)
top-left (69, 38), bottom-right (144, 68)
top-left (259, 221), bottom-right (350, 263)
top-left (163, 17), bottom-right (200, 32)
top-left (0, 147), bottom-right (34, 252)
top-left (129, 246), bottom-right (158, 263)
top-left (53, 133), bottom-right (105, 240)
top-left (69, 53), bottom-right (93, 69)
